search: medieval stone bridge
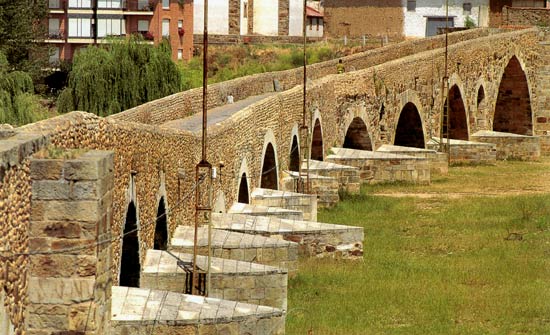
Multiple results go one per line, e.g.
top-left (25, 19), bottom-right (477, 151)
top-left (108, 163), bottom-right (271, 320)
top-left (1, 27), bottom-right (549, 335)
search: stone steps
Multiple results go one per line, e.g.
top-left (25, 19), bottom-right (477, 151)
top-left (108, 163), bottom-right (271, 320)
top-left (229, 202), bottom-right (303, 221)
top-left (111, 286), bottom-right (285, 335)
top-left (170, 226), bottom-right (298, 275)
top-left (281, 171), bottom-right (340, 208)
top-left (376, 144), bottom-right (448, 174)
top-left (470, 131), bottom-right (540, 161)
top-left (250, 188), bottom-right (317, 221)
top-left (141, 250), bottom-right (288, 310)
top-left (326, 147), bottom-right (431, 184)
top-left (427, 137), bottom-right (497, 165)
top-left (212, 213), bottom-right (364, 259)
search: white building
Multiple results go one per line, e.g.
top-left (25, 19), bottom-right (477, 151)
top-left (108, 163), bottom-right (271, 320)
top-left (403, 0), bottom-right (489, 37)
top-left (194, 0), bottom-right (307, 37)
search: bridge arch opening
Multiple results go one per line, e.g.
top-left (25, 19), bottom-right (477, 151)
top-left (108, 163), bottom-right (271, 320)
top-left (120, 201), bottom-right (140, 287)
top-left (394, 102), bottom-right (425, 148)
top-left (261, 143), bottom-right (278, 190)
top-left (443, 85), bottom-right (469, 140)
top-left (311, 119), bottom-right (323, 161)
top-left (238, 173), bottom-right (250, 203)
top-left (477, 85), bottom-right (485, 110)
top-left (494, 56), bottom-right (533, 135)
top-left (289, 135), bottom-right (300, 172)
top-left (154, 197), bottom-right (168, 251)
top-left (343, 117), bottom-right (372, 150)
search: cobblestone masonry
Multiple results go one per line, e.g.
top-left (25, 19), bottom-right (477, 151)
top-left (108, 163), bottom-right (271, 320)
top-left (2, 27), bottom-right (550, 334)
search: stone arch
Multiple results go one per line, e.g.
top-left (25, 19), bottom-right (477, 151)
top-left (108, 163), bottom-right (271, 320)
top-left (120, 200), bottom-right (140, 287)
top-left (394, 102), bottom-right (425, 148)
top-left (343, 116), bottom-right (373, 150)
top-left (154, 197), bottom-right (168, 250)
top-left (443, 84), bottom-right (469, 140)
top-left (0, 292), bottom-right (14, 335)
top-left (238, 173), bottom-right (250, 203)
top-left (213, 190), bottom-right (227, 213)
top-left (493, 55), bottom-right (533, 135)
top-left (260, 129), bottom-right (279, 190)
top-left (311, 110), bottom-right (324, 161)
top-left (289, 124), bottom-right (300, 172)
top-left (236, 158), bottom-right (250, 203)
top-left (477, 85), bottom-right (486, 110)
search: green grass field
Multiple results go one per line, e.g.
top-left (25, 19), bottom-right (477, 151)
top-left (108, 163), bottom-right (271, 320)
top-left (287, 160), bottom-right (550, 335)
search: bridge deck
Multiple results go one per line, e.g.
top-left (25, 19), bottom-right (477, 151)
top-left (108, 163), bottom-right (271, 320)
top-left (160, 92), bottom-right (277, 132)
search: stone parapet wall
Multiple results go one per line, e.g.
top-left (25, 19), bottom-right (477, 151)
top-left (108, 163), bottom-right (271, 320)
top-left (427, 140), bottom-right (497, 165)
top-left (502, 6), bottom-right (550, 27)
top-left (280, 174), bottom-right (341, 208)
top-left (275, 230), bottom-right (363, 259)
top-left (27, 149), bottom-right (114, 335)
top-left (470, 134), bottom-right (541, 160)
top-left (538, 135), bottom-right (550, 155)
top-left (113, 28), bottom-right (495, 125)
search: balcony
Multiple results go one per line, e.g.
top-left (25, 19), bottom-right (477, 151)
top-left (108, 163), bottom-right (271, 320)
top-left (123, 0), bottom-right (156, 15)
top-left (46, 30), bottom-right (66, 43)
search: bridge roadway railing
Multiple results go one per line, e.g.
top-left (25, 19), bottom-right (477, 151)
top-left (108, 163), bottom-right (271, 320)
top-left (110, 28), bottom-right (499, 125)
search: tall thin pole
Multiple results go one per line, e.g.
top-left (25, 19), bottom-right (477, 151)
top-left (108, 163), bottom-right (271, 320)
top-left (445, 0), bottom-right (450, 163)
top-left (193, 0), bottom-right (212, 297)
top-left (300, 0), bottom-right (310, 194)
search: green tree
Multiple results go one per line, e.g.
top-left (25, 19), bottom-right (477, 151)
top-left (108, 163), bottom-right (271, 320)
top-left (0, 52), bottom-right (48, 126)
top-left (58, 37), bottom-right (182, 116)
top-left (0, 0), bottom-right (49, 77)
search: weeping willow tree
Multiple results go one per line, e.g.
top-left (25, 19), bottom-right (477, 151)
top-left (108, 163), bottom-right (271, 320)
top-left (58, 37), bottom-right (181, 116)
top-left (0, 52), bottom-right (48, 126)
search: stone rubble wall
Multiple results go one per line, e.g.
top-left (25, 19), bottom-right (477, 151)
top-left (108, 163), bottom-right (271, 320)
top-left (141, 271), bottom-right (288, 310)
top-left (502, 6), bottom-right (550, 27)
top-left (470, 134), bottom-right (541, 160)
top-left (27, 150), bottom-right (114, 335)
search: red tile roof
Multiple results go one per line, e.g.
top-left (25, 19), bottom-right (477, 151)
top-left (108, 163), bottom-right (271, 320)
top-left (306, 6), bottom-right (323, 18)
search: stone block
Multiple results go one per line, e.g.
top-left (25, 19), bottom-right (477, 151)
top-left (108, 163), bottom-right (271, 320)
top-left (28, 278), bottom-right (95, 304)
top-left (72, 181), bottom-right (99, 200)
top-left (64, 159), bottom-right (100, 181)
top-left (32, 180), bottom-right (70, 200)
top-left (44, 200), bottom-right (99, 221)
top-left (30, 254), bottom-right (76, 277)
top-left (30, 159), bottom-right (63, 180)
top-left (30, 221), bottom-right (81, 239)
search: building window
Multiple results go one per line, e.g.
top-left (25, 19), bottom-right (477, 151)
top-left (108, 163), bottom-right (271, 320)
top-left (407, 0), bottom-right (416, 11)
top-left (49, 0), bottom-right (61, 8)
top-left (98, 0), bottom-right (123, 9)
top-left (178, 20), bottom-right (183, 28)
top-left (68, 0), bottom-right (92, 8)
top-left (97, 18), bottom-right (126, 37)
top-left (243, 2), bottom-right (248, 18)
top-left (49, 47), bottom-right (61, 65)
top-left (162, 19), bottom-right (170, 37)
top-left (138, 20), bottom-right (149, 32)
top-left (48, 18), bottom-right (61, 38)
top-left (162, 0), bottom-right (169, 9)
top-left (68, 17), bottom-right (92, 37)
top-left (177, 49), bottom-right (183, 60)
top-left (463, 2), bottom-right (472, 14)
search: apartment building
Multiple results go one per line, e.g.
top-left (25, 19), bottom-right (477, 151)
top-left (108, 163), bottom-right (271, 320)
top-left (46, 0), bottom-right (193, 63)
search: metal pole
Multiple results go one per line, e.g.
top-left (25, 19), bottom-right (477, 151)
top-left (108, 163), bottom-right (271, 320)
top-left (300, 0), bottom-right (310, 194)
top-left (193, 0), bottom-right (211, 297)
top-left (445, 0), bottom-right (451, 163)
